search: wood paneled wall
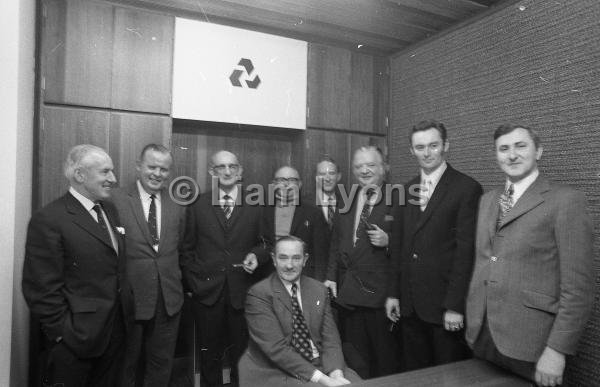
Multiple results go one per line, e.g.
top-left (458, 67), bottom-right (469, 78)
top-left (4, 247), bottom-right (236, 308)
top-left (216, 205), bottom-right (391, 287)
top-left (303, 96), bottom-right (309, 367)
top-left (37, 0), bottom-right (389, 207)
top-left (389, 1), bottom-right (600, 385)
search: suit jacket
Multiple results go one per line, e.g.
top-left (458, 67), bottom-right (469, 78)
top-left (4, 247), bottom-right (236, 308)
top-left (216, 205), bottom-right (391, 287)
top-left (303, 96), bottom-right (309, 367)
top-left (465, 176), bottom-right (594, 362)
top-left (239, 274), bottom-right (345, 385)
top-left (180, 189), bottom-right (270, 310)
top-left (110, 184), bottom-right (185, 320)
top-left (389, 164), bottom-right (482, 324)
top-left (260, 201), bottom-right (329, 281)
top-left (326, 184), bottom-right (396, 308)
top-left (22, 192), bottom-right (134, 358)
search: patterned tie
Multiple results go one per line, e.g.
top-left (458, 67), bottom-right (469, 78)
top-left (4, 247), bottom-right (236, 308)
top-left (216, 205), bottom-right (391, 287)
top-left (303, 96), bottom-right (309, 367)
top-left (290, 283), bottom-right (314, 361)
top-left (497, 184), bottom-right (514, 229)
top-left (355, 188), bottom-right (375, 242)
top-left (148, 194), bottom-right (159, 246)
top-left (327, 202), bottom-right (335, 230)
top-left (222, 194), bottom-right (233, 219)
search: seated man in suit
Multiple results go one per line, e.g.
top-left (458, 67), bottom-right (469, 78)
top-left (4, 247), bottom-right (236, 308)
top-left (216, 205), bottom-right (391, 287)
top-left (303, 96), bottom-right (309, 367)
top-left (239, 236), bottom-right (361, 386)
top-left (260, 166), bottom-right (328, 281)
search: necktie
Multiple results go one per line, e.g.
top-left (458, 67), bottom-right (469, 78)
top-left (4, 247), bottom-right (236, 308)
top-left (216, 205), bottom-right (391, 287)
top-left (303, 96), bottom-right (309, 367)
top-left (497, 184), bottom-right (514, 229)
top-left (356, 188), bottom-right (375, 242)
top-left (148, 194), bottom-right (159, 245)
top-left (92, 203), bottom-right (108, 231)
top-left (290, 283), bottom-right (314, 361)
top-left (327, 201), bottom-right (335, 230)
top-left (222, 194), bottom-right (233, 219)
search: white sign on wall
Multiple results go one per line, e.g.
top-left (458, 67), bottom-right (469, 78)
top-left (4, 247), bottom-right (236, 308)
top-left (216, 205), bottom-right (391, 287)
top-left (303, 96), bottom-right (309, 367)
top-left (172, 17), bottom-right (307, 129)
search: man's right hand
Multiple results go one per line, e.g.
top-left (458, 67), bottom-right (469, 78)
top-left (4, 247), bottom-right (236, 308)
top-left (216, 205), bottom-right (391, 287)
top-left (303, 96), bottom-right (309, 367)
top-left (324, 280), bottom-right (337, 298)
top-left (385, 297), bottom-right (400, 322)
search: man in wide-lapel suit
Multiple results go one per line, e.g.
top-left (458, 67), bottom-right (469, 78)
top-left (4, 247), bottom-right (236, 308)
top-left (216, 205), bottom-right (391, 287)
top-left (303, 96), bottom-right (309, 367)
top-left (261, 166), bottom-right (328, 281)
top-left (23, 144), bottom-right (133, 387)
top-left (465, 124), bottom-right (594, 386)
top-left (325, 146), bottom-right (398, 378)
top-left (386, 120), bottom-right (482, 370)
top-left (314, 157), bottom-right (343, 236)
top-left (239, 236), bottom-right (360, 386)
top-left (110, 144), bottom-right (185, 387)
top-left (181, 150), bottom-right (270, 387)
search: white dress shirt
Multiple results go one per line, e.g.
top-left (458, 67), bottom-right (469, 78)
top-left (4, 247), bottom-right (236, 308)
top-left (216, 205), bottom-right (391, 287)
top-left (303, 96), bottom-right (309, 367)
top-left (420, 161), bottom-right (447, 210)
top-left (505, 168), bottom-right (539, 204)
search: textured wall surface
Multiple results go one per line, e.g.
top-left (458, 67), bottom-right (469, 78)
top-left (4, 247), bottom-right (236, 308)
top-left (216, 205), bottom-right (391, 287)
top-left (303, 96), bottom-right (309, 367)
top-left (389, 1), bottom-right (600, 385)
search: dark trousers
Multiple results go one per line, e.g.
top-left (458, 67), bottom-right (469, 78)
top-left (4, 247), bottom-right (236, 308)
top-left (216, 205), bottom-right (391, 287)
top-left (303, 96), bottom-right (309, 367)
top-left (191, 288), bottom-right (248, 387)
top-left (401, 313), bottom-right (470, 371)
top-left (42, 307), bottom-right (126, 387)
top-left (472, 316), bottom-right (536, 381)
top-left (339, 306), bottom-right (399, 379)
top-left (124, 288), bottom-right (181, 387)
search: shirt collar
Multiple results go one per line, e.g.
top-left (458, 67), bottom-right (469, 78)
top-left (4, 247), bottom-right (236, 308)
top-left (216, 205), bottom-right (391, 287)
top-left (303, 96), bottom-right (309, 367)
top-left (506, 168), bottom-right (539, 203)
top-left (69, 186), bottom-right (96, 212)
top-left (280, 277), bottom-right (301, 295)
top-left (420, 161), bottom-right (447, 187)
top-left (136, 180), bottom-right (161, 201)
top-left (219, 185), bottom-right (238, 202)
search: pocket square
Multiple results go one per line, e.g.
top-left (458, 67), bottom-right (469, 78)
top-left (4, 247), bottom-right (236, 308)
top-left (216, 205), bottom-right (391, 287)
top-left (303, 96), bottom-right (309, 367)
top-left (115, 226), bottom-right (126, 235)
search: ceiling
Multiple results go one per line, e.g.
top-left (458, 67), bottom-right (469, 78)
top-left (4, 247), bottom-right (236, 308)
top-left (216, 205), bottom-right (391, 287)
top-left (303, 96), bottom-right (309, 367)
top-left (121, 0), bottom-right (508, 55)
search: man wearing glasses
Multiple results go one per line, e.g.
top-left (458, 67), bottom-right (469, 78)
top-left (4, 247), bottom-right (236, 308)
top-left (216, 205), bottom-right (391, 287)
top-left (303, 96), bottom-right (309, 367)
top-left (181, 150), bottom-right (270, 387)
top-left (260, 166), bottom-right (328, 281)
top-left (325, 146), bottom-right (399, 378)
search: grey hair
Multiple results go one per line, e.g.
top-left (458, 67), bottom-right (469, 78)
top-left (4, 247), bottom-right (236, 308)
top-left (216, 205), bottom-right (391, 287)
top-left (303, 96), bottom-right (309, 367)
top-left (64, 144), bottom-right (108, 181)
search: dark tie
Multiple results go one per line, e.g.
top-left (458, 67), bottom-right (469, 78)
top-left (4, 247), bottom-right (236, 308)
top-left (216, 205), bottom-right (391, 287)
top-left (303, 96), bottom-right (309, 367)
top-left (222, 194), bottom-right (233, 219)
top-left (355, 188), bottom-right (375, 242)
top-left (290, 283), bottom-right (314, 361)
top-left (92, 203), bottom-right (110, 239)
top-left (148, 194), bottom-right (159, 245)
top-left (327, 202), bottom-right (335, 230)
top-left (497, 184), bottom-right (514, 229)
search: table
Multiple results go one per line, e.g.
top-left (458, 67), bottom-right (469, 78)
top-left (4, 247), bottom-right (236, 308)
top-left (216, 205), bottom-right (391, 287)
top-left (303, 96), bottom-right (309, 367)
top-left (351, 359), bottom-right (533, 386)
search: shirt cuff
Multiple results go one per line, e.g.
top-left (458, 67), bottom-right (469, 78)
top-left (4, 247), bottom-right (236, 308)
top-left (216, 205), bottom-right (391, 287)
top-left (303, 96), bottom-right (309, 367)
top-left (310, 369), bottom-right (325, 383)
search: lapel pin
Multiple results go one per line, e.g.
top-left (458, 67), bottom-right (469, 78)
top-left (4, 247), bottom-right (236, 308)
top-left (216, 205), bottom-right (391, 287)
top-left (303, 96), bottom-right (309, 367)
top-left (317, 300), bottom-right (320, 306)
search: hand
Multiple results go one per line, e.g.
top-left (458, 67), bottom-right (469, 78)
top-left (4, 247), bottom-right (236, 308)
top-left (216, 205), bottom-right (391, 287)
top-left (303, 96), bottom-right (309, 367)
top-left (318, 374), bottom-right (350, 386)
top-left (535, 346), bottom-right (565, 386)
top-left (243, 253), bottom-right (258, 274)
top-left (385, 297), bottom-right (400, 322)
top-left (443, 310), bottom-right (464, 331)
top-left (367, 225), bottom-right (389, 247)
top-left (324, 280), bottom-right (337, 298)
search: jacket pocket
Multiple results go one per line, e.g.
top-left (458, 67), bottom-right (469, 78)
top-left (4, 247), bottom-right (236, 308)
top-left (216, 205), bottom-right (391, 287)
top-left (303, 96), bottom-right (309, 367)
top-left (521, 290), bottom-right (558, 314)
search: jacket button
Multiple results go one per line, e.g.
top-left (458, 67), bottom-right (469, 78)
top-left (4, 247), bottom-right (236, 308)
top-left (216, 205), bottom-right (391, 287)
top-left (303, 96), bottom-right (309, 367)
top-left (483, 280), bottom-right (488, 286)
top-left (490, 256), bottom-right (497, 262)
top-left (412, 253), bottom-right (418, 260)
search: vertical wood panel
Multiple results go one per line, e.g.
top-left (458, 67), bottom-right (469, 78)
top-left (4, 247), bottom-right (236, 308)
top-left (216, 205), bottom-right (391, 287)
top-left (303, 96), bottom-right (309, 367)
top-left (350, 53), bottom-right (374, 132)
top-left (109, 113), bottom-right (172, 188)
top-left (112, 7), bottom-right (174, 113)
top-left (307, 43), bottom-right (351, 129)
top-left (301, 129), bottom-right (350, 198)
top-left (39, 106), bottom-right (110, 206)
top-left (42, 0), bottom-right (113, 107)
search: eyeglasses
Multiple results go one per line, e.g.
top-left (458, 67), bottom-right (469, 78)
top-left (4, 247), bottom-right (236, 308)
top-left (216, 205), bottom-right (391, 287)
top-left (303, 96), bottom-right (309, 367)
top-left (213, 164), bottom-right (240, 173)
top-left (273, 177), bottom-right (300, 184)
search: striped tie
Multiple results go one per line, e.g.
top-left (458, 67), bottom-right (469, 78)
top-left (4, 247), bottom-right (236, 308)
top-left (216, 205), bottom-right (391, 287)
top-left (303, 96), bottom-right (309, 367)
top-left (222, 194), bottom-right (233, 219)
top-left (497, 184), bottom-right (514, 229)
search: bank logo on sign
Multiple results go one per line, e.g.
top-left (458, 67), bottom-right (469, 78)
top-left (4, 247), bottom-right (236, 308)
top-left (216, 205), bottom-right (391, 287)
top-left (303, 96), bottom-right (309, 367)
top-left (229, 58), bottom-right (261, 89)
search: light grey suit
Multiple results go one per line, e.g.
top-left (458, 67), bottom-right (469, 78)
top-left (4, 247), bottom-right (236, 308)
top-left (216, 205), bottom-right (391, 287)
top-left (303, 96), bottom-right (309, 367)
top-left (466, 176), bottom-right (594, 362)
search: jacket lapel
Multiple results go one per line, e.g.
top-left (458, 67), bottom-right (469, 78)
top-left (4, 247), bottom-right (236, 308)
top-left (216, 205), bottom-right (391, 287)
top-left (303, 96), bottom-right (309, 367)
top-left (299, 276), bottom-right (318, 336)
top-left (65, 193), bottom-right (115, 252)
top-left (497, 177), bottom-right (548, 230)
top-left (414, 166), bottom-right (453, 233)
top-left (290, 205), bottom-right (304, 234)
top-left (272, 274), bottom-right (292, 313)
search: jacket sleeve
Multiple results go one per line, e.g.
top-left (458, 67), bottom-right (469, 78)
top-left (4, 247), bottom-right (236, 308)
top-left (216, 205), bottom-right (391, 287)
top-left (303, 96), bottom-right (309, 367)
top-left (311, 207), bottom-right (330, 282)
top-left (319, 292), bottom-right (345, 373)
top-left (251, 206), bottom-right (272, 266)
top-left (546, 190), bottom-right (594, 355)
top-left (443, 181), bottom-right (482, 314)
top-left (22, 211), bottom-right (68, 341)
top-left (387, 203), bottom-right (404, 299)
